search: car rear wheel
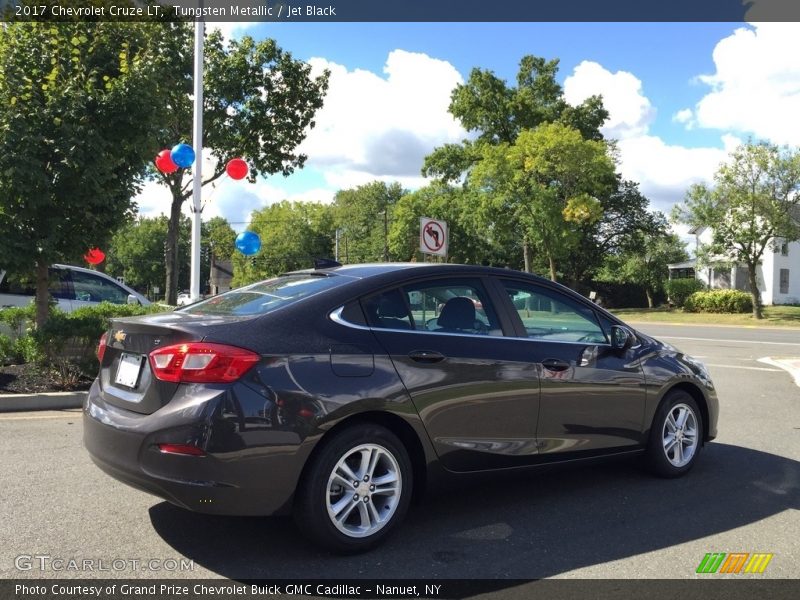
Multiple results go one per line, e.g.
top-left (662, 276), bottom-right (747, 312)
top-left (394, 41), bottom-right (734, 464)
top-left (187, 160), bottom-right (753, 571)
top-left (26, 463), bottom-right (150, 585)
top-left (294, 423), bottom-right (412, 553)
top-left (646, 390), bottom-right (703, 478)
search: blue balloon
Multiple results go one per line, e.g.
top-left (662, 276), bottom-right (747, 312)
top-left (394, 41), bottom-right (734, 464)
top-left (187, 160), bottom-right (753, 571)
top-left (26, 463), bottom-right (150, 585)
top-left (235, 231), bottom-right (261, 256)
top-left (170, 143), bottom-right (195, 168)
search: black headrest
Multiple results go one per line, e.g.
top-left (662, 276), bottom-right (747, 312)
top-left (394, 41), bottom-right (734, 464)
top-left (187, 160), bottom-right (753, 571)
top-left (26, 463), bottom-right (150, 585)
top-left (379, 293), bottom-right (409, 319)
top-left (438, 297), bottom-right (475, 330)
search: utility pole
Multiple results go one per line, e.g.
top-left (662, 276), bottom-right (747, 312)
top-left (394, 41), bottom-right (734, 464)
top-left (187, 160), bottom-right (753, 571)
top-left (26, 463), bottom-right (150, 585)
top-left (382, 209), bottom-right (389, 262)
top-left (189, 12), bottom-right (204, 302)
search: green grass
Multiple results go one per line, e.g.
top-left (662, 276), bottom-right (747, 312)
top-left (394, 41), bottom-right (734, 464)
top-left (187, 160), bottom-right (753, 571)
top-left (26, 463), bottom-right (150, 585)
top-left (610, 306), bottom-right (800, 328)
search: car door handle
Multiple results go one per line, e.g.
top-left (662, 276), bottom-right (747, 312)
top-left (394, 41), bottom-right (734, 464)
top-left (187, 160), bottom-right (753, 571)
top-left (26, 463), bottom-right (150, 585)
top-left (408, 350), bottom-right (446, 364)
top-left (541, 358), bottom-right (570, 372)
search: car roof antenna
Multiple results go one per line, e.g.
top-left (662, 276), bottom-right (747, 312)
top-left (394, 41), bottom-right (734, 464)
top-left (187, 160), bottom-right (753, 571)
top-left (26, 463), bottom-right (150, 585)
top-left (313, 258), bottom-right (342, 270)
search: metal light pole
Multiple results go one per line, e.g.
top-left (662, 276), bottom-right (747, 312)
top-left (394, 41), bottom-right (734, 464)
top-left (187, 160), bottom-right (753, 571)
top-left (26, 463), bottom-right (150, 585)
top-left (189, 17), bottom-right (204, 302)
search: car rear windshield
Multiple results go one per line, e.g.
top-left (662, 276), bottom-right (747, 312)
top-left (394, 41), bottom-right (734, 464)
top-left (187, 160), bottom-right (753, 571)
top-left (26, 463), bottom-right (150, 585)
top-left (180, 273), bottom-right (347, 316)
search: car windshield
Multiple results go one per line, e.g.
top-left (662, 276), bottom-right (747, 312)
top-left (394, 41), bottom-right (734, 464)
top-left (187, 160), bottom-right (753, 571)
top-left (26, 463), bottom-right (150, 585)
top-left (180, 273), bottom-right (346, 316)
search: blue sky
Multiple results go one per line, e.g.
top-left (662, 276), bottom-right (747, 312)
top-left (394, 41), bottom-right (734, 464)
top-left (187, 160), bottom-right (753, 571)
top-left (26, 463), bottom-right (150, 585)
top-left (136, 22), bottom-right (800, 236)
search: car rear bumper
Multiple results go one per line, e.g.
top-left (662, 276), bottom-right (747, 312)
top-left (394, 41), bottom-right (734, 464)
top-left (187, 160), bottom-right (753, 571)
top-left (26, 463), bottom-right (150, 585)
top-left (83, 380), bottom-right (311, 516)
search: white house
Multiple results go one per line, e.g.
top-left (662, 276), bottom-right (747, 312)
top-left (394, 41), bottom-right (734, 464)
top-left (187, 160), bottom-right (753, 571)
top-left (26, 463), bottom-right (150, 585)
top-left (667, 226), bottom-right (800, 305)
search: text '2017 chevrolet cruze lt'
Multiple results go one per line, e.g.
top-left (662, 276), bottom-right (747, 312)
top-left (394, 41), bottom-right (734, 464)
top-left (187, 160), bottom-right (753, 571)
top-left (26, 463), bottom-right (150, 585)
top-left (84, 263), bottom-right (718, 552)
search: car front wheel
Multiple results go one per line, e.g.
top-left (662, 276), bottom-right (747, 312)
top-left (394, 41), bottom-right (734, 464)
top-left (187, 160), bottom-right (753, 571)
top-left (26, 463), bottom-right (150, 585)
top-left (294, 424), bottom-right (412, 552)
top-left (646, 391), bottom-right (703, 478)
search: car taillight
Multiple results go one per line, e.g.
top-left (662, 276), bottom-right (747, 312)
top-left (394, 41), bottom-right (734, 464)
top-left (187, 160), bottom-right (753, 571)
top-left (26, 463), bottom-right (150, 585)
top-left (97, 332), bottom-right (108, 362)
top-left (148, 342), bottom-right (260, 383)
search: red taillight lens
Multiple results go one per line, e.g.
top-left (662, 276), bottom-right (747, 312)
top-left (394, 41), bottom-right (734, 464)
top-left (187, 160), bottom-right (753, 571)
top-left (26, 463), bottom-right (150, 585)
top-left (97, 332), bottom-right (108, 362)
top-left (148, 342), bottom-right (260, 383)
top-left (157, 443), bottom-right (206, 457)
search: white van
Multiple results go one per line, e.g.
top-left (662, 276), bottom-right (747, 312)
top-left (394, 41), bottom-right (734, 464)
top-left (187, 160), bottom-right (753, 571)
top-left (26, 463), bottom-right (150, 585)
top-left (0, 264), bottom-right (150, 312)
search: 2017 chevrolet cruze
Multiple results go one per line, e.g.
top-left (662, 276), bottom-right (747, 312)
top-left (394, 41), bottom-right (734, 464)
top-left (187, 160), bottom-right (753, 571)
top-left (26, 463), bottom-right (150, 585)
top-left (84, 263), bottom-right (718, 552)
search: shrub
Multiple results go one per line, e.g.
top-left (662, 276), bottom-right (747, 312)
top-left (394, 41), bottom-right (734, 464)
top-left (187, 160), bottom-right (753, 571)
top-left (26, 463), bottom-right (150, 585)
top-left (664, 279), bottom-right (705, 308)
top-left (0, 333), bottom-right (16, 364)
top-left (0, 302), bottom-right (172, 376)
top-left (14, 335), bottom-right (43, 364)
top-left (684, 289), bottom-right (753, 313)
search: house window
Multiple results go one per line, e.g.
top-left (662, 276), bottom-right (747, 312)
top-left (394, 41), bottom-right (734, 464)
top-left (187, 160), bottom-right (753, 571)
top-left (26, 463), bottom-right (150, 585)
top-left (782, 242), bottom-right (789, 256)
top-left (780, 269), bottom-right (790, 294)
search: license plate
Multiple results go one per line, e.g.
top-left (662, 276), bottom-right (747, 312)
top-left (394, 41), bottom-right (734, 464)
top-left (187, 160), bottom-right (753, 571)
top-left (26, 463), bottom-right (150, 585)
top-left (115, 353), bottom-right (144, 388)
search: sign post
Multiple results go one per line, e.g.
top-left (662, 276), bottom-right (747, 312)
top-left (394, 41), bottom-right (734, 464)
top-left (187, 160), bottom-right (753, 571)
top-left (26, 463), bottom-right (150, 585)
top-left (419, 217), bottom-right (448, 258)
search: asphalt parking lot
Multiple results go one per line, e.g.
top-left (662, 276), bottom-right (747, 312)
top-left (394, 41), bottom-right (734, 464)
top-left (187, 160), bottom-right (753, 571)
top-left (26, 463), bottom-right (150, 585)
top-left (0, 322), bottom-right (797, 584)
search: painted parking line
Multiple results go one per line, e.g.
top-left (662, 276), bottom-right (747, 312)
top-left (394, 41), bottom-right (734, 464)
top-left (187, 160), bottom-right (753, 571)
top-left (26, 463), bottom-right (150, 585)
top-left (758, 357), bottom-right (800, 387)
top-left (704, 364), bottom-right (782, 372)
top-left (659, 335), bottom-right (800, 346)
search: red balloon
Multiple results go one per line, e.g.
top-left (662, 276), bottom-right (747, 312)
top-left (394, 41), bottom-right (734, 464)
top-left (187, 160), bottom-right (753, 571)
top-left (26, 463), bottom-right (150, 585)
top-left (155, 149), bottom-right (178, 174)
top-left (226, 158), bottom-right (248, 180)
top-left (84, 248), bottom-right (106, 265)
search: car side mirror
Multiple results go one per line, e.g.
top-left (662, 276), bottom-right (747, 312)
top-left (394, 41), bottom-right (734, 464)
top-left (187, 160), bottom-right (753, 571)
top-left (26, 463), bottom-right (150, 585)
top-left (127, 294), bottom-right (140, 305)
top-left (610, 325), bottom-right (634, 351)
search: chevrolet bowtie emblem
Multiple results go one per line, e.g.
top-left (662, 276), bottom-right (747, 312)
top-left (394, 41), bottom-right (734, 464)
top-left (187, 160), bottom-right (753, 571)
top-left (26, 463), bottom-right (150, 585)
top-left (113, 330), bottom-right (127, 343)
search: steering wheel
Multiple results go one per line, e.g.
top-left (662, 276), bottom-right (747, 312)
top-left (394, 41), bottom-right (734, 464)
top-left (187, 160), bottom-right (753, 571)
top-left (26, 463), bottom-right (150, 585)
top-left (472, 319), bottom-right (489, 334)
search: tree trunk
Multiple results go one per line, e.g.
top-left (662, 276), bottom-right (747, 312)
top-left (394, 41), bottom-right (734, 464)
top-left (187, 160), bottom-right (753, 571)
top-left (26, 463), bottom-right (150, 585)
top-left (645, 288), bottom-right (654, 309)
top-left (34, 259), bottom-right (49, 329)
top-left (747, 264), bottom-right (762, 319)
top-left (165, 195), bottom-right (183, 305)
top-left (548, 255), bottom-right (557, 282)
top-left (522, 238), bottom-right (530, 273)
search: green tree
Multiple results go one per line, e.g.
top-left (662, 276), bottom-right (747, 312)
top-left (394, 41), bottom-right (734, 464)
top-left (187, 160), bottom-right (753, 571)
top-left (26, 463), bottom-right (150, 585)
top-left (107, 215), bottom-right (235, 300)
top-left (673, 141), bottom-right (800, 319)
top-left (562, 180), bottom-right (666, 287)
top-left (471, 123), bottom-right (617, 281)
top-left (333, 181), bottom-right (405, 263)
top-left (423, 55), bottom-right (607, 181)
top-left (232, 201), bottom-right (334, 285)
top-left (420, 55), bottom-right (614, 274)
top-left (0, 22), bottom-right (173, 326)
top-left (204, 216), bottom-right (236, 262)
top-left (153, 28), bottom-right (329, 304)
top-left (106, 216), bottom-right (179, 297)
top-left (597, 229), bottom-right (688, 308)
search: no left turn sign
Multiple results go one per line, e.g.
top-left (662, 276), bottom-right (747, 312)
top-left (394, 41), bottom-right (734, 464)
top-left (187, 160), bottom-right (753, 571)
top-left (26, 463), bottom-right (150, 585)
top-left (419, 217), bottom-right (448, 257)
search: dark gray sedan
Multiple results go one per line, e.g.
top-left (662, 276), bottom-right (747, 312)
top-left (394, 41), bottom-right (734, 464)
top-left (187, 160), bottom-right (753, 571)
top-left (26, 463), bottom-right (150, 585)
top-left (84, 263), bottom-right (718, 552)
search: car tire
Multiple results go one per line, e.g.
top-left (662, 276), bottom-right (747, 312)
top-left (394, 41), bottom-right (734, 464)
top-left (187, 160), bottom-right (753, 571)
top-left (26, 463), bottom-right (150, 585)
top-left (646, 390), bottom-right (703, 478)
top-left (294, 423), bottom-right (412, 553)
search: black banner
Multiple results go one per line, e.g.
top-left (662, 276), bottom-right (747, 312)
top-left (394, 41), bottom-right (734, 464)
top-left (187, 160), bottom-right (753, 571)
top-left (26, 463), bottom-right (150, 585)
top-left (3, 0), bottom-right (800, 23)
top-left (4, 579), bottom-right (800, 600)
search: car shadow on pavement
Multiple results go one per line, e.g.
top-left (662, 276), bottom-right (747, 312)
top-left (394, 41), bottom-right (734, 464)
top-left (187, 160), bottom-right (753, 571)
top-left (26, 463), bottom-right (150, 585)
top-left (149, 442), bottom-right (799, 580)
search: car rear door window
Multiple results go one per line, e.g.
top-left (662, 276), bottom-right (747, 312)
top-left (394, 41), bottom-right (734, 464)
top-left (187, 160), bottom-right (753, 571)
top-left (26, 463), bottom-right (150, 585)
top-left (71, 270), bottom-right (129, 304)
top-left (500, 279), bottom-right (607, 344)
top-left (363, 278), bottom-right (502, 336)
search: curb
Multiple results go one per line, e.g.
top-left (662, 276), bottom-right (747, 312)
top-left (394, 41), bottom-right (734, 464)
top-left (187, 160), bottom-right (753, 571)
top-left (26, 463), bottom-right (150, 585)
top-left (0, 391), bottom-right (87, 412)
top-left (621, 319), bottom-right (800, 331)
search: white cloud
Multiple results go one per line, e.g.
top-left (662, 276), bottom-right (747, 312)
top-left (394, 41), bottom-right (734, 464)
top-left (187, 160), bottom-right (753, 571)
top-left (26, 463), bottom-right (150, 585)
top-left (207, 21), bottom-right (257, 42)
top-left (561, 60), bottom-right (731, 214)
top-left (672, 108), bottom-right (695, 128)
top-left (693, 23), bottom-right (800, 145)
top-left (615, 135), bottom-right (729, 212)
top-left (563, 61), bottom-right (655, 139)
top-left (300, 50), bottom-right (466, 189)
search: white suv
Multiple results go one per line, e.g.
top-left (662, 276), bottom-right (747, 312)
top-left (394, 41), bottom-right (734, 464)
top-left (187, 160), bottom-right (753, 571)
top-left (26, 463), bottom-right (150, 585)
top-left (0, 264), bottom-right (149, 312)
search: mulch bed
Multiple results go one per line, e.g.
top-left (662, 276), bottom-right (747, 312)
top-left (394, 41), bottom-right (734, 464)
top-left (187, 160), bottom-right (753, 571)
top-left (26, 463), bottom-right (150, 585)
top-left (0, 363), bottom-right (93, 394)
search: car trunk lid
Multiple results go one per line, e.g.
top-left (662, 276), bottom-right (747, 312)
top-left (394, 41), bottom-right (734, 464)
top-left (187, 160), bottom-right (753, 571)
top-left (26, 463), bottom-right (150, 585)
top-left (97, 312), bottom-right (252, 415)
